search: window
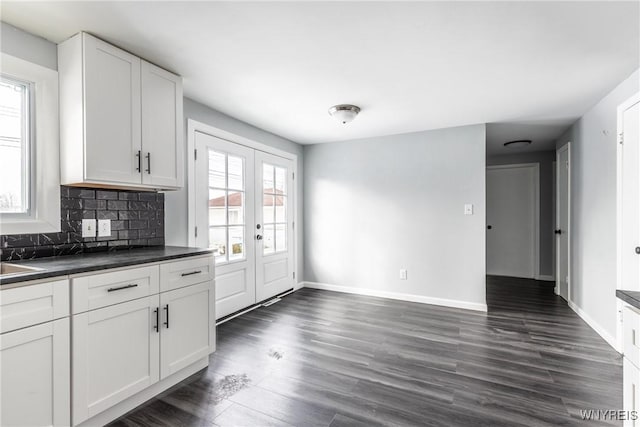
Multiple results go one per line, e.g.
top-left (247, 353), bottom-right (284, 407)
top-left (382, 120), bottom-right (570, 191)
top-left (0, 53), bottom-right (60, 235)
top-left (0, 75), bottom-right (32, 215)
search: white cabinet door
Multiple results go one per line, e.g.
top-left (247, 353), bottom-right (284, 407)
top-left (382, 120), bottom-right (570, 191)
top-left (72, 296), bottom-right (159, 424)
top-left (0, 318), bottom-right (70, 427)
top-left (160, 281), bottom-right (214, 379)
top-left (141, 60), bottom-right (183, 189)
top-left (83, 33), bottom-right (142, 185)
top-left (624, 358), bottom-right (640, 427)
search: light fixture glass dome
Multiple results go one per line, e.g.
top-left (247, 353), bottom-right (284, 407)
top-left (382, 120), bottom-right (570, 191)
top-left (328, 104), bottom-right (360, 124)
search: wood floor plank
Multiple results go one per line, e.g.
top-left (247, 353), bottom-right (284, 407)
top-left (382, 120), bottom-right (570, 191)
top-left (109, 276), bottom-right (622, 427)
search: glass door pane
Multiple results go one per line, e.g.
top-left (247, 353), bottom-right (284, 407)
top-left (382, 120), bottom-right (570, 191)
top-left (261, 162), bottom-right (288, 255)
top-left (208, 150), bottom-right (246, 265)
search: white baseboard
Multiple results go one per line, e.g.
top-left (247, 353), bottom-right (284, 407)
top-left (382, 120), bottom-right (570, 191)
top-left (537, 275), bottom-right (555, 281)
top-left (302, 281), bottom-right (487, 312)
top-left (567, 300), bottom-right (618, 352)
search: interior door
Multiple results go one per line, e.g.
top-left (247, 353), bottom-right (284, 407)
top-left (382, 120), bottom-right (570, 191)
top-left (194, 132), bottom-right (256, 319)
top-left (486, 164), bottom-right (538, 279)
top-left (621, 99), bottom-right (640, 292)
top-left (255, 151), bottom-right (295, 301)
top-left (557, 145), bottom-right (570, 300)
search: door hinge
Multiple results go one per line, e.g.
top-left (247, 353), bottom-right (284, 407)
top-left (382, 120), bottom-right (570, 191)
top-left (195, 226), bottom-right (198, 238)
top-left (619, 309), bottom-right (624, 323)
top-left (565, 160), bottom-right (569, 171)
top-left (293, 271), bottom-right (295, 279)
top-left (619, 132), bottom-right (624, 145)
top-left (292, 221), bottom-right (295, 230)
top-left (292, 172), bottom-right (295, 180)
top-left (194, 149), bottom-right (198, 160)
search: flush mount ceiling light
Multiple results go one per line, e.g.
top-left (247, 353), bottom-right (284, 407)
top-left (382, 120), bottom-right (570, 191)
top-left (328, 104), bottom-right (361, 124)
top-left (504, 139), bottom-right (532, 148)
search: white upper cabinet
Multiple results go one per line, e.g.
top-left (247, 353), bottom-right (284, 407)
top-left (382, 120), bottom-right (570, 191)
top-left (141, 61), bottom-right (184, 188)
top-left (59, 32), bottom-right (183, 190)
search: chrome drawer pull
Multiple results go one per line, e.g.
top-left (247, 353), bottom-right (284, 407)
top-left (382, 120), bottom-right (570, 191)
top-left (107, 283), bottom-right (138, 292)
top-left (181, 270), bottom-right (202, 277)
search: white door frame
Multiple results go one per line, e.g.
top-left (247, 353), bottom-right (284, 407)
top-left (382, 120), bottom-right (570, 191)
top-left (186, 118), bottom-right (298, 285)
top-left (486, 162), bottom-right (540, 279)
top-left (616, 92), bottom-right (640, 352)
top-left (556, 143), bottom-right (571, 300)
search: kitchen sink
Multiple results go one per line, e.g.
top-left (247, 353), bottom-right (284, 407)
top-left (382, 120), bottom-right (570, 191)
top-left (0, 263), bottom-right (43, 277)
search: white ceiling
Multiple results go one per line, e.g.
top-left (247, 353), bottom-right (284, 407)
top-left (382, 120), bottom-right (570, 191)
top-left (1, 1), bottom-right (638, 150)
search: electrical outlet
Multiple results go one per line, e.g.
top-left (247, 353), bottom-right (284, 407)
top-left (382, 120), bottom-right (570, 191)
top-left (464, 204), bottom-right (474, 215)
top-left (98, 219), bottom-right (111, 237)
top-left (82, 219), bottom-right (97, 238)
top-left (400, 269), bottom-right (407, 280)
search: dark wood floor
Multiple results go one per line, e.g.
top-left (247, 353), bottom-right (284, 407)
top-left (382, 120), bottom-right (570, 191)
top-left (110, 276), bottom-right (622, 426)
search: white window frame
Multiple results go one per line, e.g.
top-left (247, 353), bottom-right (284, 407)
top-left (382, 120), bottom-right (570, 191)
top-left (0, 53), bottom-right (60, 234)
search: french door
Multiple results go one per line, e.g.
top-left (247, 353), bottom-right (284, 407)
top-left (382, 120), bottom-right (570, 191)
top-left (194, 131), bottom-right (294, 319)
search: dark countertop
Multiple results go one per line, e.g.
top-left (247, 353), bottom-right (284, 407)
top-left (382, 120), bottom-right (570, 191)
top-left (0, 246), bottom-right (213, 286)
top-left (617, 290), bottom-right (640, 310)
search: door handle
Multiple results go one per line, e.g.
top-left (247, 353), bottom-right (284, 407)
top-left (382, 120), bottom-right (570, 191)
top-left (163, 304), bottom-right (169, 328)
top-left (487, 225), bottom-right (492, 230)
top-left (256, 234), bottom-right (263, 241)
top-left (135, 150), bottom-right (141, 173)
top-left (555, 229), bottom-right (562, 235)
top-left (153, 307), bottom-right (159, 333)
top-left (145, 152), bottom-right (151, 174)
top-left (636, 247), bottom-right (640, 255)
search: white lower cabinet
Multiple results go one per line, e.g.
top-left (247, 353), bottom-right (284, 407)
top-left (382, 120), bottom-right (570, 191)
top-left (72, 296), bottom-right (160, 424)
top-left (624, 358), bottom-right (640, 427)
top-left (70, 255), bottom-right (215, 426)
top-left (160, 281), bottom-right (214, 378)
top-left (0, 318), bottom-right (70, 427)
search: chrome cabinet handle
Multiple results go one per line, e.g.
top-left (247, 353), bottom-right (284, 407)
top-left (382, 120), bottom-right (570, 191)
top-left (107, 283), bottom-right (138, 292)
top-left (145, 152), bottom-right (151, 174)
top-left (181, 270), bottom-right (202, 277)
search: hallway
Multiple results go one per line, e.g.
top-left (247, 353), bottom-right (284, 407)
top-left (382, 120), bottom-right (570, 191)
top-left (111, 277), bottom-right (622, 426)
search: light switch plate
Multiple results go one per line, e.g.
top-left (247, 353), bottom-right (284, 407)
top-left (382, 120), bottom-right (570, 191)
top-left (98, 219), bottom-right (111, 237)
top-left (464, 204), bottom-right (474, 215)
top-left (82, 219), bottom-right (97, 238)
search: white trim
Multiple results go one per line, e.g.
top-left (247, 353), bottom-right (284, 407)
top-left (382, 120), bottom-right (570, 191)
top-left (537, 275), bottom-right (555, 282)
top-left (0, 53), bottom-right (60, 234)
top-left (302, 281), bottom-right (488, 312)
top-left (568, 300), bottom-right (617, 351)
top-left (616, 92), bottom-right (640, 352)
top-left (556, 143), bottom-right (571, 301)
top-left (486, 163), bottom-right (540, 280)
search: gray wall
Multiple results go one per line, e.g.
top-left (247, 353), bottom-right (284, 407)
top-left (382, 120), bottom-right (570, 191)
top-left (165, 98), bottom-right (305, 281)
top-left (487, 150), bottom-right (556, 278)
top-left (304, 124), bottom-right (487, 308)
top-left (1, 21), bottom-right (57, 70)
top-left (556, 68), bottom-right (639, 342)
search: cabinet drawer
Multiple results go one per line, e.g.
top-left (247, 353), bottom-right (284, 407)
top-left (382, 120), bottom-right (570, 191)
top-left (71, 265), bottom-right (159, 314)
top-left (160, 255), bottom-right (214, 292)
top-left (0, 279), bottom-right (69, 334)
top-left (625, 306), bottom-right (640, 369)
